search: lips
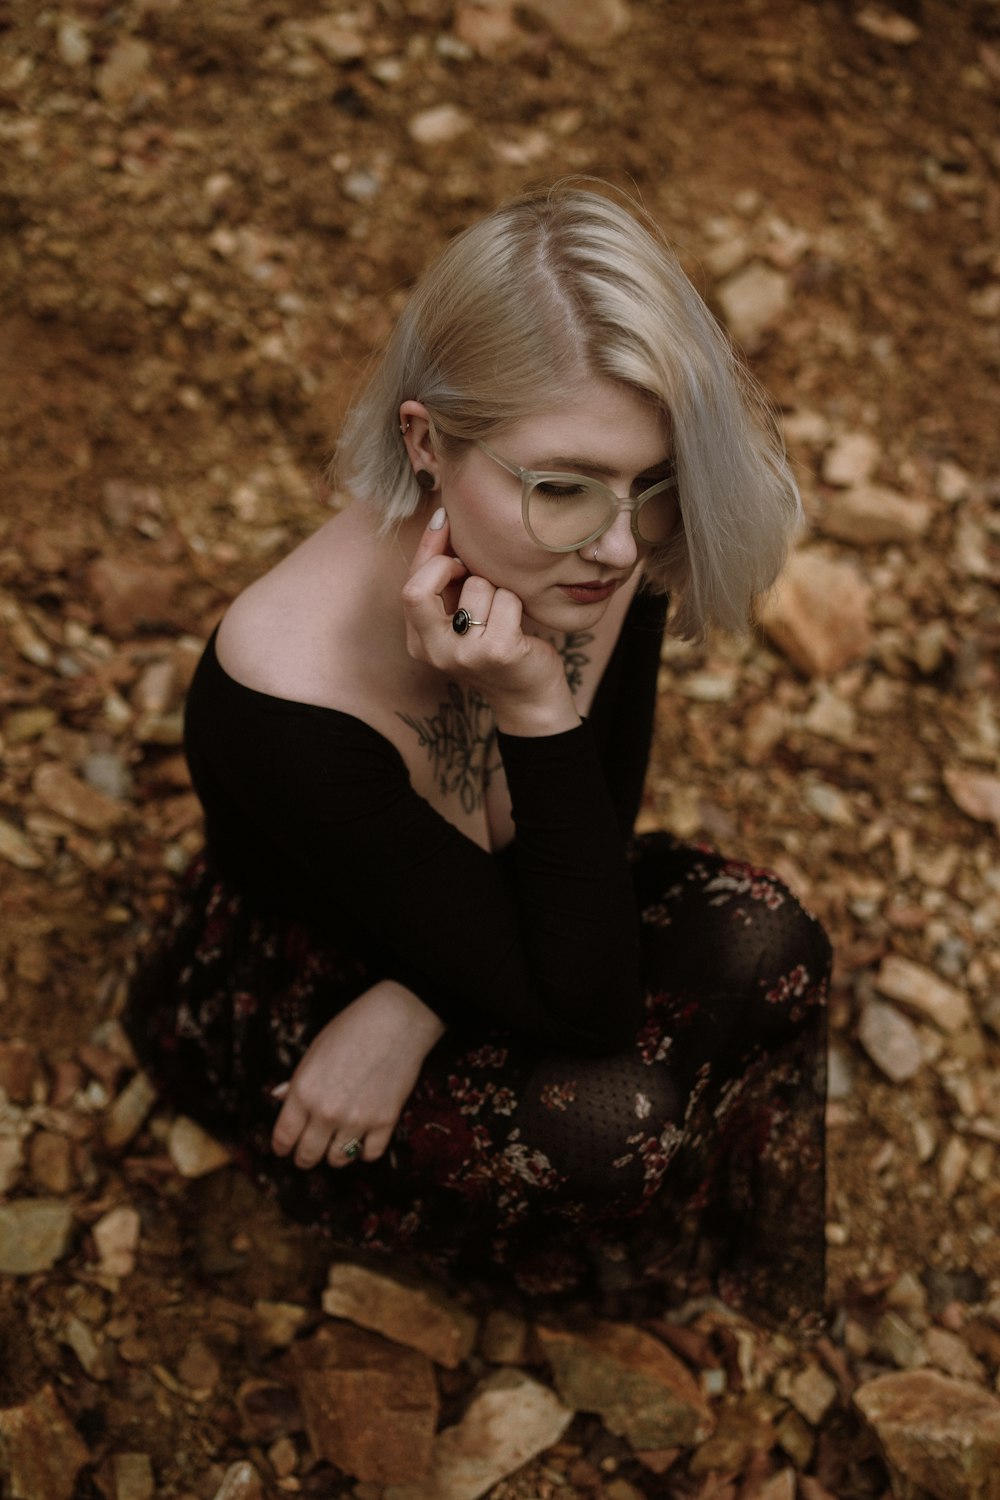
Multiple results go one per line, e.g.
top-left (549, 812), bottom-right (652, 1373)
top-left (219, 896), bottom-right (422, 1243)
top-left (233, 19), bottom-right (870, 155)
top-left (558, 580), bottom-right (618, 604)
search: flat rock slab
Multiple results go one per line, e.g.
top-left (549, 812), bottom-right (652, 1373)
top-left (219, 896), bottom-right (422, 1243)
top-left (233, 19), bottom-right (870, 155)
top-left (536, 1319), bottom-right (714, 1450)
top-left (855, 1369), bottom-right (1000, 1500)
top-left (385, 1368), bottom-right (574, 1500)
top-left (323, 1261), bottom-right (477, 1368)
top-left (290, 1323), bottom-right (438, 1484)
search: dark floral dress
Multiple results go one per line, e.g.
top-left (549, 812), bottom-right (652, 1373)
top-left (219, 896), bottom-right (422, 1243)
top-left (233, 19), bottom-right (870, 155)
top-left (126, 829), bottom-right (830, 1334)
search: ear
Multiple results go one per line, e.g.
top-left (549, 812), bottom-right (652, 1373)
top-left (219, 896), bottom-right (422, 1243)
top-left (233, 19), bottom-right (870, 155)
top-left (399, 400), bottom-right (437, 483)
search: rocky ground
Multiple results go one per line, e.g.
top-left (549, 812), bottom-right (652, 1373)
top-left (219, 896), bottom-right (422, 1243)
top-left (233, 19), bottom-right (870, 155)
top-left (1, 0), bottom-right (999, 1497)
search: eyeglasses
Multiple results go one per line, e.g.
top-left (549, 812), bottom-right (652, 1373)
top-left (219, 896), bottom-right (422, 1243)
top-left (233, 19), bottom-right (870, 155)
top-left (475, 440), bottom-right (680, 553)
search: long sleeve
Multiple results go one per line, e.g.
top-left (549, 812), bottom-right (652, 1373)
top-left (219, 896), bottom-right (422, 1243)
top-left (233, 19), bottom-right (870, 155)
top-left (183, 590), bottom-right (667, 1055)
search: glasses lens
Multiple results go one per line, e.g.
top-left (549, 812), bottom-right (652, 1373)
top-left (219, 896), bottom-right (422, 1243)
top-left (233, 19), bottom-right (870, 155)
top-left (526, 478), bottom-right (612, 549)
top-left (634, 479), bottom-right (680, 546)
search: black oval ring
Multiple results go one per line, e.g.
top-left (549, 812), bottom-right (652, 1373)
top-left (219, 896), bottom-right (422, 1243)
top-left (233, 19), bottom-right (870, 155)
top-left (452, 608), bottom-right (474, 635)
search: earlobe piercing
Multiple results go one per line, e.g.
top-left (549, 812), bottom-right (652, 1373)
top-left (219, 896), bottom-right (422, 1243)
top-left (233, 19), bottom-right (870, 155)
top-left (415, 469), bottom-right (437, 491)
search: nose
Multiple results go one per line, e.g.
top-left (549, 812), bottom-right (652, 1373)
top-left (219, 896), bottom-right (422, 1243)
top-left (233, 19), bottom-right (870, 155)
top-left (592, 506), bottom-right (639, 569)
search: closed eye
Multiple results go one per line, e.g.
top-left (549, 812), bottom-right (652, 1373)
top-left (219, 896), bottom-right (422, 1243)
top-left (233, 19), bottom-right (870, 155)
top-left (535, 481), bottom-right (590, 498)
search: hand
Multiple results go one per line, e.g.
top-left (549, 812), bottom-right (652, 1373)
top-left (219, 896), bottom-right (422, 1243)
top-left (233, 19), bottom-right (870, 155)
top-left (270, 980), bottom-right (446, 1170)
top-left (401, 510), bottom-right (579, 735)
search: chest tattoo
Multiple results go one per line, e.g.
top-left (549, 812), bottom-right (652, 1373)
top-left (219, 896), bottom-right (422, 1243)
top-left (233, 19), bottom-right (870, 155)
top-left (551, 630), bottom-right (594, 694)
top-left (397, 682), bottom-right (502, 815)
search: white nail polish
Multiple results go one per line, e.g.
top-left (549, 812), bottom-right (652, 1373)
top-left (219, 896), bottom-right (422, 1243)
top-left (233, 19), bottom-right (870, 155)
top-left (429, 507), bottom-right (446, 531)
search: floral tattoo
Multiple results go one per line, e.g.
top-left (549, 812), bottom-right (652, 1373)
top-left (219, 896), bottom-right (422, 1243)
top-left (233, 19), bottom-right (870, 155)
top-left (398, 683), bottom-right (501, 814)
top-left (552, 630), bottom-right (594, 694)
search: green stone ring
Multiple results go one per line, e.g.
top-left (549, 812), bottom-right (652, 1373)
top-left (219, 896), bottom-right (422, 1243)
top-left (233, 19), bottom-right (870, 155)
top-left (341, 1137), bottom-right (362, 1162)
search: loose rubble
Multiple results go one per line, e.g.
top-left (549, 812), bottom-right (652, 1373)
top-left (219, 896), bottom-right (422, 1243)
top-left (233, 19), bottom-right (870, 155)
top-left (1, 1), bottom-right (998, 1497)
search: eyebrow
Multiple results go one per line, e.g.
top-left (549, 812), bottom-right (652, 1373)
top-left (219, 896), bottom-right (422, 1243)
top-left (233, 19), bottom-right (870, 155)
top-left (531, 454), bottom-right (674, 478)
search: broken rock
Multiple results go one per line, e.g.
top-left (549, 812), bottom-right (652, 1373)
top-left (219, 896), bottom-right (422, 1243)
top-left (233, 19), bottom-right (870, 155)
top-left (854, 1369), bottom-right (1000, 1500)
top-left (0, 1199), bottom-right (74, 1275)
top-left (716, 262), bottom-right (790, 345)
top-left (0, 1384), bottom-right (90, 1500)
top-left (874, 956), bottom-right (972, 1034)
top-left (943, 769), bottom-right (1000, 833)
top-left (33, 762), bottom-right (125, 833)
top-left (167, 1115), bottom-right (232, 1177)
top-left (408, 105), bottom-right (471, 146)
top-left (93, 1205), bottom-right (141, 1277)
top-left (857, 999), bottom-right (923, 1084)
top-left (290, 1323), bottom-right (439, 1484)
top-left (818, 485), bottom-right (932, 545)
top-left (521, 0), bottom-right (630, 48)
top-left (384, 1368), bottom-right (574, 1500)
top-left (821, 431), bottom-right (880, 486)
top-left (103, 1071), bottom-right (158, 1151)
top-left (536, 1319), bottom-right (714, 1449)
top-left (322, 1262), bottom-right (477, 1368)
top-left (760, 550), bottom-right (873, 677)
top-left (210, 1462), bottom-right (265, 1500)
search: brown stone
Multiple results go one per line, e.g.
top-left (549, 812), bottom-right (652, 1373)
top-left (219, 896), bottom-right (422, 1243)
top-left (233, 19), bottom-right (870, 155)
top-left (822, 431), bottom-right (880, 486)
top-left (0, 1040), bottom-right (41, 1104)
top-left (874, 956), bottom-right (972, 1034)
top-left (33, 762), bottom-right (125, 833)
top-left (0, 1199), bottom-right (74, 1275)
top-left (854, 1369), bottom-right (1000, 1500)
top-left (717, 262), bottom-right (790, 344)
top-left (760, 550), bottom-right (873, 677)
top-left (520, 0), bottom-right (630, 48)
top-left (95, 38), bottom-right (152, 107)
top-left (479, 1308), bottom-right (531, 1365)
top-left (818, 485), bottom-right (932, 545)
top-left (0, 818), bottom-right (44, 871)
top-left (111, 1450), bottom-right (155, 1500)
top-left (943, 769), bottom-right (1000, 833)
top-left (210, 1462), bottom-right (265, 1500)
top-left (322, 1262), bottom-right (477, 1368)
top-left (0, 1383), bottom-right (90, 1500)
top-left (235, 1379), bottom-right (303, 1442)
top-left (85, 556), bottom-right (184, 639)
top-left (29, 1131), bottom-right (74, 1195)
top-left (103, 1072), bottom-right (158, 1151)
top-left (93, 1205), bottom-right (141, 1277)
top-left (536, 1320), bottom-right (714, 1449)
top-left (383, 1368), bottom-right (574, 1500)
top-left (688, 1393), bottom-right (782, 1475)
top-left (290, 1323), bottom-right (439, 1483)
top-left (857, 999), bottom-right (923, 1084)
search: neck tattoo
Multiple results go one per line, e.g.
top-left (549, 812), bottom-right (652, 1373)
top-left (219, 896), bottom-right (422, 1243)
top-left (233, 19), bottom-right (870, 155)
top-left (550, 630), bottom-right (594, 694)
top-left (397, 683), bottom-right (501, 815)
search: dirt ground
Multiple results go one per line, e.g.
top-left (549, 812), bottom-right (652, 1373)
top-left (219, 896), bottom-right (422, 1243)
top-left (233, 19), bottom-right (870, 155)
top-left (1, 0), bottom-right (999, 1496)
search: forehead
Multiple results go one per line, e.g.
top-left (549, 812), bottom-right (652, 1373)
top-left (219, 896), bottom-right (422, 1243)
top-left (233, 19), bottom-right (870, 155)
top-left (492, 380), bottom-right (670, 471)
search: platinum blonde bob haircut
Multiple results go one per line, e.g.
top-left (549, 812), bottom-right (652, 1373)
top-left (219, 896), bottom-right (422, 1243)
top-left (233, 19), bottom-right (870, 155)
top-left (335, 184), bottom-right (801, 638)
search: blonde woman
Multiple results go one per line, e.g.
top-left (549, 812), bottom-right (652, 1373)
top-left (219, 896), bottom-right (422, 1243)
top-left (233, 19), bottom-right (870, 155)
top-left (127, 185), bottom-right (830, 1329)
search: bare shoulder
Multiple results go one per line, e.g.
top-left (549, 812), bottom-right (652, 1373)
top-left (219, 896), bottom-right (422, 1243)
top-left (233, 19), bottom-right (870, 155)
top-left (215, 512), bottom-right (368, 707)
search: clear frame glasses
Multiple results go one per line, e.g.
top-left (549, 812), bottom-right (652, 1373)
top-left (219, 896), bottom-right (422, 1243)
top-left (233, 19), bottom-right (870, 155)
top-left (475, 439), bottom-right (680, 553)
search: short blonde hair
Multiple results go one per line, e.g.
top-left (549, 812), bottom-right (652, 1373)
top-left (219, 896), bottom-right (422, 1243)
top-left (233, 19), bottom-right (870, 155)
top-left (335, 183), bottom-right (800, 637)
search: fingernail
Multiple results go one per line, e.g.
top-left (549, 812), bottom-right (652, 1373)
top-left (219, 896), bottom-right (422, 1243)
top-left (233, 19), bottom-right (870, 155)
top-left (428, 507), bottom-right (446, 531)
top-left (271, 1082), bottom-right (289, 1098)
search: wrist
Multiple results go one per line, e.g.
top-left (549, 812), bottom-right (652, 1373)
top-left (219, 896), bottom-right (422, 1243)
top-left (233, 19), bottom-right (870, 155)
top-left (491, 692), bottom-right (580, 737)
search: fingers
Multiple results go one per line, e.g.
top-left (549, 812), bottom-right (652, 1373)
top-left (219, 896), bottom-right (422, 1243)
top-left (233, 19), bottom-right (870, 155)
top-left (271, 1092), bottom-right (306, 1157)
top-left (272, 1089), bottom-right (383, 1172)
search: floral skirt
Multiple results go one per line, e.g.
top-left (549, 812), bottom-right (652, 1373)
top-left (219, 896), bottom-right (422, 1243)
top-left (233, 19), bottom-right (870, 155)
top-left (124, 832), bottom-right (831, 1333)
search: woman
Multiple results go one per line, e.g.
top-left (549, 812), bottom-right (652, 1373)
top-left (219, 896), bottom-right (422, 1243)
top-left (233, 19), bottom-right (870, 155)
top-left (126, 184), bottom-right (831, 1330)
